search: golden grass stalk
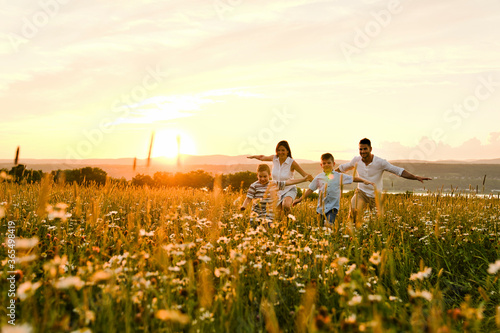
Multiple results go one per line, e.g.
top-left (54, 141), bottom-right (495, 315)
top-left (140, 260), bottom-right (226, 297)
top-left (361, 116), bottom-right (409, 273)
top-left (177, 135), bottom-right (181, 168)
top-left (320, 182), bottom-right (327, 225)
top-left (295, 283), bottom-right (317, 333)
top-left (373, 185), bottom-right (384, 219)
top-left (147, 132), bottom-right (155, 168)
top-left (198, 263), bottom-right (214, 309)
top-left (36, 174), bottom-right (52, 218)
top-left (339, 173), bottom-right (343, 199)
top-left (260, 299), bottom-right (280, 333)
top-left (352, 162), bottom-right (358, 178)
top-left (496, 305), bottom-right (500, 328)
top-left (14, 146), bottom-right (20, 165)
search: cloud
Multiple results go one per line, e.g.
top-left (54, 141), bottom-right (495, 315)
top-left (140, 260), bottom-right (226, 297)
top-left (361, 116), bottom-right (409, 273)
top-left (379, 132), bottom-right (500, 161)
top-left (111, 88), bottom-right (263, 125)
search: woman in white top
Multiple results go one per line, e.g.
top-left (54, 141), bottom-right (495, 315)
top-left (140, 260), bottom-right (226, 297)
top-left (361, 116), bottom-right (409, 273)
top-left (248, 140), bottom-right (313, 216)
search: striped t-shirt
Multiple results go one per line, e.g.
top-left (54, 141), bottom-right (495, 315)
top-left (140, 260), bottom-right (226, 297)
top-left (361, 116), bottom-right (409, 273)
top-left (246, 180), bottom-right (286, 220)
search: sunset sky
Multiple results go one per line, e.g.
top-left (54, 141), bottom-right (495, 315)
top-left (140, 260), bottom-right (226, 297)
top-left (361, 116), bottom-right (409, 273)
top-left (1, 0), bottom-right (499, 163)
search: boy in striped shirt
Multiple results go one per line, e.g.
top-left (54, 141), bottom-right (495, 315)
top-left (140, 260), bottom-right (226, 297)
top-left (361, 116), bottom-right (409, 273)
top-left (240, 164), bottom-right (311, 222)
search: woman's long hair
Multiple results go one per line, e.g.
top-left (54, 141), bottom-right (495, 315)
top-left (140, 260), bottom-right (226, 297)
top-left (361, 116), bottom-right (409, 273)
top-left (275, 140), bottom-right (292, 158)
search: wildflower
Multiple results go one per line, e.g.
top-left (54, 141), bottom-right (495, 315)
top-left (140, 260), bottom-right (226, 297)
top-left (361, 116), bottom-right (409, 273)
top-left (408, 288), bottom-right (432, 301)
top-left (198, 255), bottom-right (211, 263)
top-left (47, 203), bottom-right (71, 221)
top-left (410, 267), bottom-right (432, 280)
top-left (84, 310), bottom-right (96, 324)
top-left (336, 257), bottom-right (349, 266)
top-left (344, 314), bottom-right (356, 324)
top-left (155, 309), bottom-right (190, 324)
top-left (54, 276), bottom-right (85, 290)
top-left (43, 255), bottom-right (68, 277)
top-left (368, 294), bottom-right (382, 302)
top-left (335, 283), bottom-right (349, 296)
top-left (17, 281), bottom-right (42, 301)
top-left (348, 295), bottom-right (362, 306)
top-left (217, 236), bottom-right (230, 244)
top-left (176, 260), bottom-right (187, 266)
top-left (389, 296), bottom-right (402, 302)
top-left (288, 214), bottom-right (296, 221)
top-left (369, 252), bottom-right (381, 265)
top-left (1, 323), bottom-right (33, 333)
top-left (139, 229), bottom-right (154, 237)
top-left (214, 267), bottom-right (230, 277)
top-left (14, 237), bottom-right (39, 250)
top-left (487, 260), bottom-right (500, 275)
top-left (90, 270), bottom-right (112, 283)
top-left (16, 254), bottom-right (37, 264)
top-left (346, 264), bottom-right (356, 275)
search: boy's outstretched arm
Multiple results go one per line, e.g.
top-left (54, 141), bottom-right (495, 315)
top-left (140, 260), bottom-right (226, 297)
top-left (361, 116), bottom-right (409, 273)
top-left (247, 155), bottom-right (273, 161)
top-left (293, 189), bottom-right (313, 206)
top-left (353, 176), bottom-right (374, 186)
top-left (240, 197), bottom-right (252, 211)
top-left (285, 175), bottom-right (313, 186)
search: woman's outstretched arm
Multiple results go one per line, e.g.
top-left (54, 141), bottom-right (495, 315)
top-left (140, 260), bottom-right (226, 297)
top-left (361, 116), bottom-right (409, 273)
top-left (291, 160), bottom-right (312, 179)
top-left (247, 155), bottom-right (274, 161)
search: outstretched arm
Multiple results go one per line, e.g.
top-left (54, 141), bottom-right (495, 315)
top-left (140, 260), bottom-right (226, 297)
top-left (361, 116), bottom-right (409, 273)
top-left (353, 176), bottom-right (374, 186)
top-left (240, 197), bottom-right (253, 211)
top-left (336, 158), bottom-right (356, 173)
top-left (291, 160), bottom-right (313, 180)
top-left (293, 189), bottom-right (313, 206)
top-left (285, 176), bottom-right (312, 186)
top-left (247, 155), bottom-right (274, 161)
top-left (401, 170), bottom-right (432, 183)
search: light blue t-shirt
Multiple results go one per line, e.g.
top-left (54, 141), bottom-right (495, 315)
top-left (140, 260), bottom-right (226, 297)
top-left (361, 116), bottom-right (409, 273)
top-left (309, 171), bottom-right (353, 214)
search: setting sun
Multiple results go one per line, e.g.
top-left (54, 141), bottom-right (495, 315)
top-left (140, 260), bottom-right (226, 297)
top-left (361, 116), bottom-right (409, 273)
top-left (152, 130), bottom-right (196, 159)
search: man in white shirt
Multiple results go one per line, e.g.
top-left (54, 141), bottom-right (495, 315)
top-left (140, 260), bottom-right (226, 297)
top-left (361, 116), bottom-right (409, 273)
top-left (336, 138), bottom-right (431, 222)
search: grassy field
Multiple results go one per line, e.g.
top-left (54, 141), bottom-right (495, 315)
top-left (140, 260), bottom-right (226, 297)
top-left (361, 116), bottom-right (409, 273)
top-left (1, 179), bottom-right (499, 332)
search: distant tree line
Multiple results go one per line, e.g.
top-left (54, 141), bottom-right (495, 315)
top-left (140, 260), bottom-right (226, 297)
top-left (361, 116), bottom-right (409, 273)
top-left (0, 165), bottom-right (257, 191)
top-left (1, 164), bottom-right (43, 183)
top-left (131, 170), bottom-right (256, 191)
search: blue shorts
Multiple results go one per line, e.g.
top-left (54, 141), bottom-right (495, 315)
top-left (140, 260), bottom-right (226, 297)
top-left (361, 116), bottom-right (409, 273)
top-left (318, 209), bottom-right (338, 225)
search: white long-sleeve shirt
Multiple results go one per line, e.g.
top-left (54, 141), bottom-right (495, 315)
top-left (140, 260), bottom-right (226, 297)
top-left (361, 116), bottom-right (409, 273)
top-left (338, 155), bottom-right (404, 198)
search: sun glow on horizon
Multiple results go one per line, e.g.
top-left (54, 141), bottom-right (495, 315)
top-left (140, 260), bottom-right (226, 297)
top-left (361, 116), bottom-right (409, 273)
top-left (152, 130), bottom-right (197, 159)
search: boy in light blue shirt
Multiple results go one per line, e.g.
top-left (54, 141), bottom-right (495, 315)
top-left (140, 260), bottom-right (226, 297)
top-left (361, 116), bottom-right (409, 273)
top-left (293, 153), bottom-right (373, 225)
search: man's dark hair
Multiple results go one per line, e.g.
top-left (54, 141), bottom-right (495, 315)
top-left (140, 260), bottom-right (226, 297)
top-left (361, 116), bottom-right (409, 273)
top-left (321, 153), bottom-right (334, 162)
top-left (359, 138), bottom-right (371, 147)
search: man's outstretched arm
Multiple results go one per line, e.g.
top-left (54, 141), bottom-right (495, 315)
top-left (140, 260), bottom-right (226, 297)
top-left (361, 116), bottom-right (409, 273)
top-left (401, 170), bottom-right (432, 183)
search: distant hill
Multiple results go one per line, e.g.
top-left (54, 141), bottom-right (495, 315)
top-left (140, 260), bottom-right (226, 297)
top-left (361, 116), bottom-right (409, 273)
top-left (391, 158), bottom-right (500, 164)
top-left (1, 155), bottom-right (499, 193)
